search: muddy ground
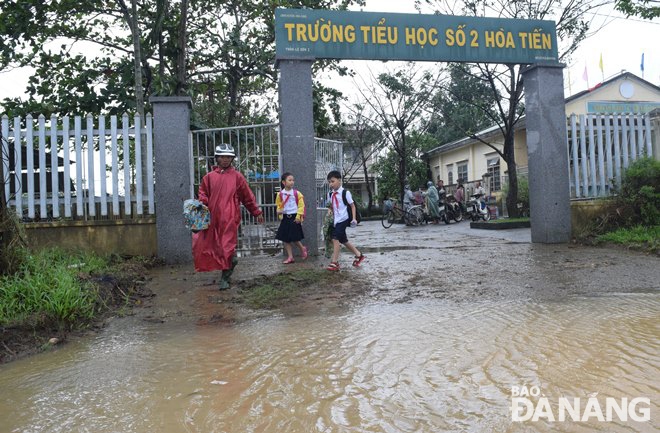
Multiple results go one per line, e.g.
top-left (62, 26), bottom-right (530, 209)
top-left (133, 220), bottom-right (660, 328)
top-left (0, 259), bottom-right (158, 364)
top-left (3, 220), bottom-right (657, 363)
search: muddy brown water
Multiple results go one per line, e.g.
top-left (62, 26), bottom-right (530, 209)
top-left (1, 222), bottom-right (659, 432)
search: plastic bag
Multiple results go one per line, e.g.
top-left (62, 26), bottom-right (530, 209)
top-left (183, 199), bottom-right (210, 232)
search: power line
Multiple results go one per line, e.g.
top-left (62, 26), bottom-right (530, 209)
top-left (586, 11), bottom-right (660, 25)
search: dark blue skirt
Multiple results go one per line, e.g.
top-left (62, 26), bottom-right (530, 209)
top-left (276, 214), bottom-right (305, 243)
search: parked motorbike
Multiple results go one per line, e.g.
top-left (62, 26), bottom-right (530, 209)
top-left (466, 193), bottom-right (491, 221)
top-left (438, 192), bottom-right (463, 224)
top-left (446, 194), bottom-right (463, 223)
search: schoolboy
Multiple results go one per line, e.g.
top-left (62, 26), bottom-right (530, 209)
top-left (325, 170), bottom-right (365, 271)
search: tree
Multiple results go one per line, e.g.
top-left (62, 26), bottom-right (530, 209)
top-left (427, 64), bottom-right (498, 146)
top-left (355, 65), bottom-right (442, 206)
top-left (0, 0), bottom-right (182, 117)
top-left (425, 0), bottom-right (602, 217)
top-left (0, 0), bottom-right (364, 128)
top-left (373, 135), bottom-right (429, 202)
top-left (615, 0), bottom-right (660, 19)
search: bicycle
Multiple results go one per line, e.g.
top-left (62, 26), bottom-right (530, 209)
top-left (381, 204), bottom-right (425, 228)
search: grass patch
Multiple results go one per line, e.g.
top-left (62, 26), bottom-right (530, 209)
top-left (595, 225), bottom-right (660, 252)
top-left (488, 217), bottom-right (530, 223)
top-left (0, 248), bottom-right (156, 329)
top-left (0, 248), bottom-right (113, 327)
top-left (239, 269), bottom-right (333, 310)
top-left (0, 248), bottom-right (158, 363)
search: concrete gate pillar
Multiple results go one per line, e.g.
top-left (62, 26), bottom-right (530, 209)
top-left (150, 96), bottom-right (193, 263)
top-left (278, 60), bottom-right (318, 255)
top-left (521, 64), bottom-right (572, 243)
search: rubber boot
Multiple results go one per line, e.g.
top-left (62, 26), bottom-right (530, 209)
top-left (219, 256), bottom-right (238, 291)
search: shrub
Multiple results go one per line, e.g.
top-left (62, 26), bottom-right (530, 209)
top-left (501, 175), bottom-right (529, 213)
top-left (614, 157), bottom-right (660, 226)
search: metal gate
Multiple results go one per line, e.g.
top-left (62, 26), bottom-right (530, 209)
top-left (314, 137), bottom-right (343, 208)
top-left (190, 126), bottom-right (342, 253)
top-left (190, 124), bottom-right (281, 253)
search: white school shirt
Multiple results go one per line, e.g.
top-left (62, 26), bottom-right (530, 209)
top-left (280, 189), bottom-right (299, 214)
top-left (329, 187), bottom-right (353, 225)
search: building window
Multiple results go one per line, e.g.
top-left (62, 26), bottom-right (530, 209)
top-left (447, 165), bottom-right (453, 185)
top-left (487, 157), bottom-right (501, 191)
top-left (434, 165), bottom-right (440, 180)
top-left (457, 161), bottom-right (468, 184)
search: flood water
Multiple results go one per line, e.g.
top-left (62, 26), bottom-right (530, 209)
top-left (1, 292), bottom-right (658, 432)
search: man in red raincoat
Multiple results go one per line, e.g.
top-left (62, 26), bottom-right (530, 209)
top-left (193, 143), bottom-right (264, 289)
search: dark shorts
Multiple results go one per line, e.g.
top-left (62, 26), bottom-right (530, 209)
top-left (331, 219), bottom-right (351, 244)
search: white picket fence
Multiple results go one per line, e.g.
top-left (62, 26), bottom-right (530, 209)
top-left (1, 113), bottom-right (154, 221)
top-left (567, 113), bottom-right (655, 198)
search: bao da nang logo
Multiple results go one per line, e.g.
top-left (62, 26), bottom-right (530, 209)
top-left (511, 386), bottom-right (651, 422)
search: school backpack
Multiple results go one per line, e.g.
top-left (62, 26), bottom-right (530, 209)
top-left (328, 190), bottom-right (362, 225)
top-left (343, 190), bottom-right (362, 224)
top-left (279, 189), bottom-right (306, 218)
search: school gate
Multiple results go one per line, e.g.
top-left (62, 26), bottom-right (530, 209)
top-left (275, 8), bottom-right (570, 254)
top-left (146, 9), bottom-right (570, 263)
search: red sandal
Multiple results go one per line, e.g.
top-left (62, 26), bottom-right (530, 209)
top-left (283, 257), bottom-right (295, 264)
top-left (352, 255), bottom-right (365, 267)
top-left (326, 262), bottom-right (340, 271)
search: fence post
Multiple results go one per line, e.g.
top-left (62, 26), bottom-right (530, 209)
top-left (278, 60), bottom-right (318, 255)
top-left (150, 96), bottom-right (193, 264)
top-left (649, 108), bottom-right (660, 159)
top-left (521, 64), bottom-right (571, 243)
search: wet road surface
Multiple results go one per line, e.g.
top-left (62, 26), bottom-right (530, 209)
top-left (0, 221), bottom-right (658, 432)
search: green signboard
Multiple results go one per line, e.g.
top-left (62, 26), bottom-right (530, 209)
top-left (275, 8), bottom-right (558, 64)
top-left (587, 101), bottom-right (660, 114)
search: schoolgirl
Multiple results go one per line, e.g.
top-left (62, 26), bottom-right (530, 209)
top-left (275, 172), bottom-right (308, 263)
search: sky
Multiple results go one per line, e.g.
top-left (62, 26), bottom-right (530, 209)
top-left (0, 0), bottom-right (658, 108)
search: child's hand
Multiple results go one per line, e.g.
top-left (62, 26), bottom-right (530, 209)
top-left (351, 219), bottom-right (357, 227)
top-left (295, 216), bottom-right (302, 224)
top-left (276, 209), bottom-right (283, 215)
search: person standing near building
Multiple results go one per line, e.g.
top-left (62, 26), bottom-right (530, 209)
top-left (403, 184), bottom-right (415, 210)
top-left (474, 181), bottom-right (486, 210)
top-left (436, 179), bottom-right (445, 195)
top-left (455, 182), bottom-right (465, 212)
top-left (425, 181), bottom-right (440, 224)
top-left (193, 144), bottom-right (264, 290)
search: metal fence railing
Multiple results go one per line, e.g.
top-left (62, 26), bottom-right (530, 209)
top-left (315, 137), bottom-right (343, 248)
top-left (1, 113), bottom-right (154, 222)
top-left (567, 113), bottom-right (654, 198)
top-left (314, 137), bottom-right (343, 208)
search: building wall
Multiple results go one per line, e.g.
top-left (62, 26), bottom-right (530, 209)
top-left (513, 129), bottom-right (529, 168)
top-left (432, 146), bottom-right (471, 184)
top-left (427, 75), bottom-right (660, 191)
top-left (429, 139), bottom-right (509, 185)
top-left (565, 77), bottom-right (660, 115)
top-left (473, 141), bottom-right (504, 180)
